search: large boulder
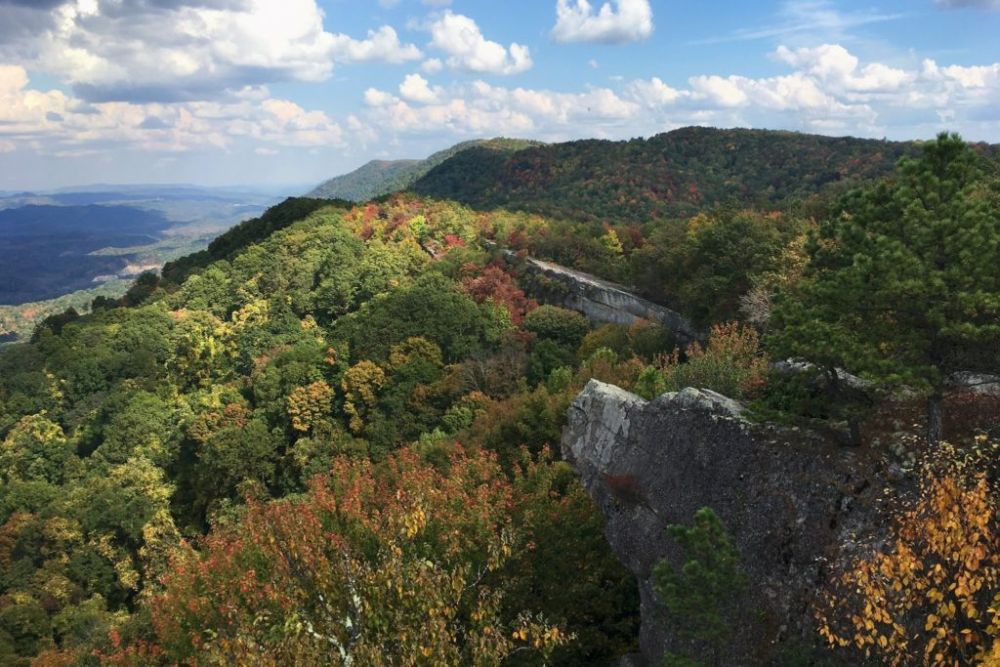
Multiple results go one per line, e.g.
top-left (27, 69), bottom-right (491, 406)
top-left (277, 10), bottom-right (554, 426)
top-left (562, 380), bottom-right (890, 665)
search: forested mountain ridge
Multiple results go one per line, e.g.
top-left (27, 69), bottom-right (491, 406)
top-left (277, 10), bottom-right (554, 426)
top-left (306, 159), bottom-right (420, 200)
top-left (0, 195), bottom-right (648, 666)
top-left (411, 126), bottom-right (999, 223)
top-left (308, 137), bottom-right (542, 201)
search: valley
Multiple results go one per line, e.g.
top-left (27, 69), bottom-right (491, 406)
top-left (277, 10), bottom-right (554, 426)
top-left (0, 186), bottom-right (278, 342)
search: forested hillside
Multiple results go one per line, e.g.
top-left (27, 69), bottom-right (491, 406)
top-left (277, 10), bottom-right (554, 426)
top-left (410, 127), bottom-right (989, 223)
top-left (306, 159), bottom-right (420, 201)
top-left (308, 138), bottom-right (541, 201)
top-left (1, 133), bottom-right (998, 666)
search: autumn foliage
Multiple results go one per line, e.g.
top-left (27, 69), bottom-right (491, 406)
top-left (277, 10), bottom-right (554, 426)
top-left (817, 437), bottom-right (1000, 666)
top-left (461, 263), bottom-right (537, 326)
top-left (136, 447), bottom-right (568, 666)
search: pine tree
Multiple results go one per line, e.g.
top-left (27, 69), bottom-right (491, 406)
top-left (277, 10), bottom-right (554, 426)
top-left (653, 507), bottom-right (748, 666)
top-left (768, 133), bottom-right (1000, 443)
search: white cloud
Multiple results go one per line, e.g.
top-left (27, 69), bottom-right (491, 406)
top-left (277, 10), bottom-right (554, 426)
top-left (629, 77), bottom-right (684, 106)
top-left (928, 61), bottom-right (1000, 88)
top-left (0, 64), bottom-right (344, 155)
top-left (428, 11), bottom-right (532, 75)
top-left (399, 73), bottom-right (441, 104)
top-left (364, 88), bottom-right (398, 107)
top-left (3, 36), bottom-right (1000, 175)
top-left (625, 44), bottom-right (998, 137)
top-left (356, 44), bottom-right (1000, 149)
top-left (421, 58), bottom-right (444, 74)
top-left (774, 44), bottom-right (909, 92)
top-left (552, 0), bottom-right (653, 44)
top-left (361, 76), bottom-right (638, 141)
top-left (330, 25), bottom-right (422, 64)
top-left (689, 76), bottom-right (750, 107)
top-left (0, 0), bottom-right (419, 103)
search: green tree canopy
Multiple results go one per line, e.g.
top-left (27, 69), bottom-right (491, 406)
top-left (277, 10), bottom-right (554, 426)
top-left (768, 133), bottom-right (1000, 442)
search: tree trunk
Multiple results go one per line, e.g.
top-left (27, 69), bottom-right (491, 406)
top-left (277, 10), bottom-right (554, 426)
top-left (927, 393), bottom-right (944, 445)
top-left (848, 419), bottom-right (862, 447)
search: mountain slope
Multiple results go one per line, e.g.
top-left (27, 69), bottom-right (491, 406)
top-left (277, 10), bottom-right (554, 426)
top-left (410, 127), bottom-right (945, 222)
top-left (160, 196), bottom-right (337, 285)
top-left (306, 159), bottom-right (420, 201)
top-left (307, 138), bottom-right (542, 201)
top-left (0, 194), bottom-right (641, 665)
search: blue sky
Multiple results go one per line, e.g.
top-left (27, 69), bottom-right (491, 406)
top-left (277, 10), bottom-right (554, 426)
top-left (0, 0), bottom-right (998, 190)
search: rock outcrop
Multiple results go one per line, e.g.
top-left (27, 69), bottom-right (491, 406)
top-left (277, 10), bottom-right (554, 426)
top-left (562, 380), bottom-right (890, 665)
top-left (502, 251), bottom-right (699, 344)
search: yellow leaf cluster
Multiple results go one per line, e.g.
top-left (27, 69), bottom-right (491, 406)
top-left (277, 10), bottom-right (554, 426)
top-left (817, 439), bottom-right (1000, 666)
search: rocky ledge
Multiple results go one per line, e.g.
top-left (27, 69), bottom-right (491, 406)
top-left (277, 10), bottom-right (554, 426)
top-left (562, 380), bottom-right (889, 665)
top-left (501, 250), bottom-right (699, 344)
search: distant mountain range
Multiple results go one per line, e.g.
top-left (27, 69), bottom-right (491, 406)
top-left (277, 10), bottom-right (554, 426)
top-left (306, 138), bottom-right (541, 201)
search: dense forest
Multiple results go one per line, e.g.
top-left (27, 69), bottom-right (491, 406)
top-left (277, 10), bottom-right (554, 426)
top-left (410, 127), bottom-right (999, 223)
top-left (1, 132), bottom-right (999, 665)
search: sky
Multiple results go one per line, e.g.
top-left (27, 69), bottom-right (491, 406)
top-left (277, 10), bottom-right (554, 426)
top-left (0, 0), bottom-right (998, 191)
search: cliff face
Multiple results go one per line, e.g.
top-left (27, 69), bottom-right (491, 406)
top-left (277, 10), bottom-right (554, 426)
top-left (561, 380), bottom-right (889, 665)
top-left (505, 252), bottom-right (699, 344)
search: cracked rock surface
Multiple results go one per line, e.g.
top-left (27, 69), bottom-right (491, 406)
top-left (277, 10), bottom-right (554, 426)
top-left (562, 380), bottom-right (889, 665)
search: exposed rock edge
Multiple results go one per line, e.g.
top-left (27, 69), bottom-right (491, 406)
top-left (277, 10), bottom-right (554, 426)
top-left (562, 379), bottom-right (889, 665)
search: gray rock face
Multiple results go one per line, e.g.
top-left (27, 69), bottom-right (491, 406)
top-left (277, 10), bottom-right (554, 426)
top-left (948, 371), bottom-right (1000, 396)
top-left (503, 251), bottom-right (699, 344)
top-left (562, 380), bottom-right (887, 665)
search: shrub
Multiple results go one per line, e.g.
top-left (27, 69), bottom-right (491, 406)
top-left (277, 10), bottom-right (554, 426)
top-left (577, 324), bottom-right (630, 362)
top-left (637, 323), bottom-right (768, 400)
top-left (528, 339), bottom-right (576, 387)
top-left (143, 448), bottom-right (570, 666)
top-left (523, 306), bottom-right (590, 348)
top-left (627, 319), bottom-right (676, 361)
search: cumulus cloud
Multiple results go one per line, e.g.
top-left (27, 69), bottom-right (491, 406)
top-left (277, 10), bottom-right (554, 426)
top-left (428, 11), bottom-right (532, 75)
top-left (628, 77), bottom-right (684, 106)
top-left (421, 58), bottom-right (444, 74)
top-left (0, 0), bottom-right (419, 103)
top-left (356, 44), bottom-right (1000, 147)
top-left (361, 76), bottom-right (638, 140)
top-left (399, 73), bottom-right (441, 104)
top-left (774, 44), bottom-right (909, 92)
top-left (551, 0), bottom-right (653, 44)
top-left (0, 63), bottom-right (344, 156)
top-left (626, 45), bottom-right (998, 136)
top-left (330, 25), bottom-right (422, 64)
top-left (3, 33), bottom-right (1000, 175)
